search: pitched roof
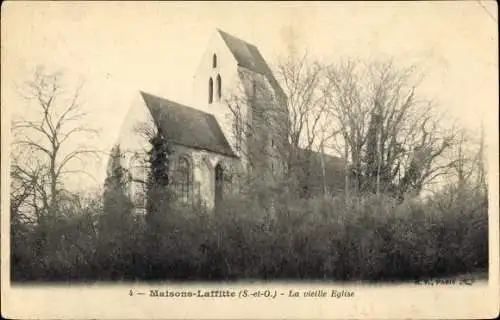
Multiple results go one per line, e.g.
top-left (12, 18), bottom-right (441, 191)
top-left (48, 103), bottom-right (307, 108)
top-left (296, 148), bottom-right (346, 194)
top-left (140, 91), bottom-right (237, 158)
top-left (298, 148), bottom-right (345, 168)
top-left (217, 29), bottom-right (286, 100)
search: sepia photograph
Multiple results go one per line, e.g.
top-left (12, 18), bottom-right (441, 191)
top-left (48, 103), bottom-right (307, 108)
top-left (1, 1), bottom-right (498, 319)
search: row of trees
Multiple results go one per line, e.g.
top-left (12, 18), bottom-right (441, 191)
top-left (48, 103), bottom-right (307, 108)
top-left (224, 52), bottom-right (487, 201)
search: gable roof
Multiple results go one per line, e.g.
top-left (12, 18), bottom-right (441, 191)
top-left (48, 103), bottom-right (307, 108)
top-left (140, 91), bottom-right (237, 158)
top-left (217, 29), bottom-right (286, 100)
top-left (295, 148), bottom-right (346, 194)
top-left (298, 148), bottom-right (345, 167)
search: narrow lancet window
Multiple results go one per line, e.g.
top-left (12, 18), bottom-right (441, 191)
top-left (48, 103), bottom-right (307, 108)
top-left (208, 77), bottom-right (213, 104)
top-left (177, 157), bottom-right (192, 202)
top-left (216, 74), bottom-right (222, 101)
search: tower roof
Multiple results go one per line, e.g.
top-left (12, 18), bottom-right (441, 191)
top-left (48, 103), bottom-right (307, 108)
top-left (217, 29), bottom-right (286, 100)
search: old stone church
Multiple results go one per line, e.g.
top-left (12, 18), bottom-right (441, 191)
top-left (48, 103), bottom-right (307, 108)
top-left (111, 29), bottom-right (343, 212)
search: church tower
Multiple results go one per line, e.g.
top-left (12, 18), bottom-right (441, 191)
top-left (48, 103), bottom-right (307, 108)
top-left (192, 29), bottom-right (289, 180)
top-left (193, 29), bottom-right (288, 179)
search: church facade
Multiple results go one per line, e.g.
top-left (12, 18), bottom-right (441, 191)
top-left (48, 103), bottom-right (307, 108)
top-left (113, 29), bottom-right (290, 211)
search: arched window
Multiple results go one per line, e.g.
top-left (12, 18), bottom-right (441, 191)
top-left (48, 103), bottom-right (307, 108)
top-left (177, 156), bottom-right (192, 202)
top-left (212, 54), bottom-right (217, 68)
top-left (215, 164), bottom-right (224, 182)
top-left (216, 74), bottom-right (222, 101)
top-left (208, 77), bottom-right (213, 104)
top-left (214, 163), bottom-right (224, 208)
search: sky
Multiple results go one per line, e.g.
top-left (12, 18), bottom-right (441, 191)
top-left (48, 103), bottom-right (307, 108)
top-left (2, 1), bottom-right (498, 192)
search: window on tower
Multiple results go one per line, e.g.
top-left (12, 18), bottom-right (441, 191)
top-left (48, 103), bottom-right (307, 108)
top-left (212, 54), bottom-right (217, 68)
top-left (216, 74), bottom-right (222, 101)
top-left (208, 77), bottom-right (213, 104)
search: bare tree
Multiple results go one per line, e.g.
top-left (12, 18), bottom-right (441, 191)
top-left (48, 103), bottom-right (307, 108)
top-left (446, 125), bottom-right (489, 198)
top-left (324, 59), bottom-right (458, 199)
top-left (11, 67), bottom-right (100, 221)
top-left (10, 155), bottom-right (46, 224)
top-left (277, 54), bottom-right (344, 197)
top-left (320, 59), bottom-right (368, 196)
top-left (475, 120), bottom-right (488, 194)
top-left (447, 128), bottom-right (476, 189)
top-left (469, 122), bottom-right (488, 214)
top-left (275, 52), bottom-right (335, 170)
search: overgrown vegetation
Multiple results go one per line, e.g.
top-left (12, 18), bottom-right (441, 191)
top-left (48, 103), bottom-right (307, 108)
top-left (11, 182), bottom-right (487, 282)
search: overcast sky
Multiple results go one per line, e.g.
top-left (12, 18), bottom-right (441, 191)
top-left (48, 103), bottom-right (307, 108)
top-left (2, 1), bottom-right (497, 192)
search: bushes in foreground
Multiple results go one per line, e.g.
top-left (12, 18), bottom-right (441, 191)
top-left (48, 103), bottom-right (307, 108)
top-left (11, 187), bottom-right (488, 282)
